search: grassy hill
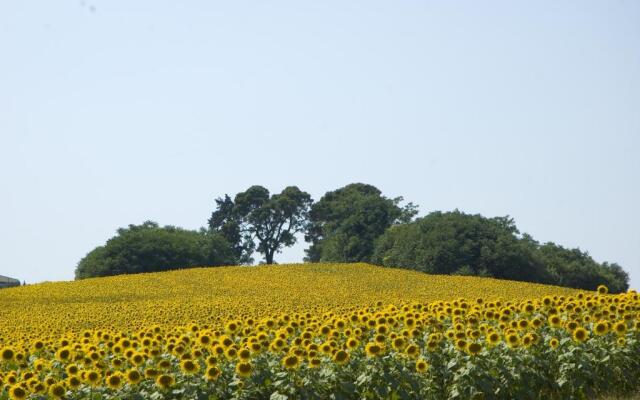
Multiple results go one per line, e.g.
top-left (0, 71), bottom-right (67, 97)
top-left (1, 263), bottom-right (637, 400)
top-left (1, 263), bottom-right (578, 338)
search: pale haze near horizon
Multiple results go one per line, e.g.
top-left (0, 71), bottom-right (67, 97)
top-left (1, 1), bottom-right (639, 289)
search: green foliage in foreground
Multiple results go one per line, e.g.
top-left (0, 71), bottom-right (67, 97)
top-left (3, 332), bottom-right (638, 400)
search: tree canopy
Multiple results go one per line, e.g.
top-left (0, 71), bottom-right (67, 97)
top-left (372, 211), bottom-right (629, 292)
top-left (74, 183), bottom-right (630, 292)
top-left (304, 183), bottom-right (417, 263)
top-left (535, 242), bottom-right (629, 293)
top-left (209, 185), bottom-right (312, 264)
top-left (75, 221), bottom-right (235, 279)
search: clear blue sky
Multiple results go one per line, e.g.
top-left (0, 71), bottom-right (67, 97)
top-left (1, 1), bottom-right (639, 289)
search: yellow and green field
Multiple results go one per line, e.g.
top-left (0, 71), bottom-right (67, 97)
top-left (0, 263), bottom-right (638, 399)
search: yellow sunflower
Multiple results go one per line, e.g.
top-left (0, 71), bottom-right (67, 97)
top-left (155, 374), bottom-right (175, 390)
top-left (282, 355), bottom-right (300, 370)
top-left (9, 386), bottom-right (28, 400)
top-left (467, 342), bottom-right (482, 356)
top-left (332, 350), bottom-right (350, 365)
top-left (365, 342), bottom-right (384, 357)
top-left (415, 358), bottom-right (429, 373)
top-left (235, 362), bottom-right (253, 378)
top-left (573, 327), bottom-right (589, 343)
top-left (126, 369), bottom-right (142, 385)
top-left (205, 366), bottom-right (221, 382)
top-left (106, 372), bottom-right (124, 390)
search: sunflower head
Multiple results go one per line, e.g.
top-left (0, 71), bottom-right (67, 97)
top-left (106, 372), bottom-right (124, 390)
top-left (55, 347), bottom-right (71, 362)
top-left (506, 333), bottom-right (520, 348)
top-left (467, 342), bottom-right (482, 355)
top-left (180, 360), bottom-right (199, 374)
top-left (86, 370), bottom-right (101, 386)
top-left (332, 350), bottom-right (350, 365)
top-left (391, 337), bottom-right (406, 351)
top-left (65, 364), bottom-right (79, 376)
top-left (405, 344), bottom-right (419, 358)
top-left (49, 383), bottom-right (66, 399)
top-left (415, 358), bottom-right (429, 373)
top-left (365, 342), bottom-right (383, 357)
top-left (9, 386), bottom-right (28, 400)
top-left (155, 374), bottom-right (175, 390)
top-left (145, 368), bottom-right (160, 378)
top-left (573, 327), bottom-right (589, 343)
top-left (309, 357), bottom-right (321, 368)
top-left (282, 355), bottom-right (300, 370)
top-left (68, 376), bottom-right (82, 389)
top-left (126, 369), bottom-right (142, 385)
top-left (594, 321), bottom-right (609, 336)
top-left (487, 332), bottom-right (501, 345)
top-left (238, 348), bottom-right (251, 360)
top-left (131, 353), bottom-right (145, 366)
top-left (236, 361), bottom-right (253, 378)
top-left (614, 321), bottom-right (627, 336)
top-left (205, 366), bottom-right (221, 382)
top-left (548, 315), bottom-right (562, 328)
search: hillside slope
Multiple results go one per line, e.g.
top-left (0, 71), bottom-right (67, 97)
top-left (1, 263), bottom-right (578, 339)
top-left (0, 263), bottom-right (636, 400)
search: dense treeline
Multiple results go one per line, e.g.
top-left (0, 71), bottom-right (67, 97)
top-left (75, 183), bottom-right (630, 292)
top-left (371, 211), bottom-right (629, 293)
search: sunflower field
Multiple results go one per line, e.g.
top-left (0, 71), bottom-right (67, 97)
top-left (0, 263), bottom-right (638, 399)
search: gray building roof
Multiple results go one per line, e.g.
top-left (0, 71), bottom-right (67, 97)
top-left (0, 275), bottom-right (20, 283)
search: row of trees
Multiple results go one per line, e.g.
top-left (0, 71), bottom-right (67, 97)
top-left (372, 211), bottom-right (629, 293)
top-left (75, 183), bottom-right (629, 292)
top-left (206, 183), bottom-right (416, 265)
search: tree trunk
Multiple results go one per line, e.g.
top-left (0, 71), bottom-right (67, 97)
top-left (265, 250), bottom-right (274, 264)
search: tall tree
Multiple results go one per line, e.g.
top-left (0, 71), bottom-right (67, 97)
top-left (209, 186), bottom-right (312, 264)
top-left (305, 183), bottom-right (417, 263)
top-left (208, 194), bottom-right (255, 264)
